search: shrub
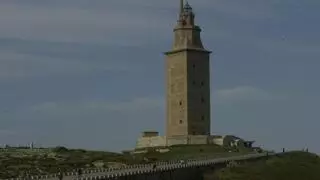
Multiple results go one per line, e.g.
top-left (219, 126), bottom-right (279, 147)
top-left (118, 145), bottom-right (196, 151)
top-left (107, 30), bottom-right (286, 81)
top-left (52, 146), bottom-right (69, 153)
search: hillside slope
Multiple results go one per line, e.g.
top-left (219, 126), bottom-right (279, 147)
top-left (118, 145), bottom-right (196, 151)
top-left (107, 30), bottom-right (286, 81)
top-left (212, 151), bottom-right (320, 180)
top-left (0, 145), bottom-right (256, 178)
top-left (0, 147), bottom-right (130, 178)
top-left (136, 144), bottom-right (257, 161)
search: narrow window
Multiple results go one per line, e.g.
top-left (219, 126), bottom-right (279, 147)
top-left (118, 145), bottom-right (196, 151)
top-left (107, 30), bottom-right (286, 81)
top-left (201, 81), bottom-right (204, 86)
top-left (192, 64), bottom-right (196, 69)
top-left (201, 97), bottom-right (205, 103)
top-left (179, 120), bottom-right (183, 124)
top-left (201, 115), bottom-right (205, 121)
top-left (179, 101), bottom-right (182, 106)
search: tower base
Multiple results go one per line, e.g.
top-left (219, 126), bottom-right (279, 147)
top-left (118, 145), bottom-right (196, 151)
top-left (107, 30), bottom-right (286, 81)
top-left (135, 134), bottom-right (253, 150)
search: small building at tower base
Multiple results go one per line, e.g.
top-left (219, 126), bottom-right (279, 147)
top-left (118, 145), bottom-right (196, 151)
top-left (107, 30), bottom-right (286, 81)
top-left (135, 131), bottom-right (254, 150)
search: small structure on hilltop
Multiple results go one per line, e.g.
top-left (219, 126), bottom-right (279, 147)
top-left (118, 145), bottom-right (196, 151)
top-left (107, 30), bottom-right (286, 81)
top-left (136, 131), bottom-right (166, 149)
top-left (29, 142), bottom-right (34, 149)
top-left (212, 135), bottom-right (254, 148)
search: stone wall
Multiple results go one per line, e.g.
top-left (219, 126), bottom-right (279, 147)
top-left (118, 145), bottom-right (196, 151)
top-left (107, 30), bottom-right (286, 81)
top-left (136, 136), bottom-right (167, 149)
top-left (136, 135), bottom-right (224, 149)
top-left (166, 136), bottom-right (188, 146)
top-left (211, 136), bottom-right (224, 146)
top-left (189, 135), bottom-right (208, 144)
top-left (166, 135), bottom-right (209, 146)
top-left (136, 135), bottom-right (210, 149)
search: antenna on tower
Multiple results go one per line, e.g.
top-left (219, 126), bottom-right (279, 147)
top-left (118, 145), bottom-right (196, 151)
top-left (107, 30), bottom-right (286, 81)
top-left (180, 0), bottom-right (184, 14)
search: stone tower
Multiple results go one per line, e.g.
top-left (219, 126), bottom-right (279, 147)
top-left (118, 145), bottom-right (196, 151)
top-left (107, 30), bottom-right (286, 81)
top-left (165, 0), bottom-right (211, 137)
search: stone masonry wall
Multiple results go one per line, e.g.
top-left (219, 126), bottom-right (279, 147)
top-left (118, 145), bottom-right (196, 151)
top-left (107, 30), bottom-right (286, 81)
top-left (136, 136), bottom-right (166, 149)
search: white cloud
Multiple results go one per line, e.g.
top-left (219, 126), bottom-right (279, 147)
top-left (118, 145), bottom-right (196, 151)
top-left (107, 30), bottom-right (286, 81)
top-left (0, 0), bottom-right (276, 45)
top-left (87, 97), bottom-right (164, 112)
top-left (29, 86), bottom-right (275, 115)
top-left (28, 86), bottom-right (275, 117)
top-left (0, 130), bottom-right (16, 135)
top-left (21, 97), bottom-right (165, 150)
top-left (29, 97), bottom-right (164, 115)
top-left (11, 88), bottom-right (283, 150)
top-left (0, 1), bottom-right (174, 45)
top-left (30, 102), bottom-right (58, 112)
top-left (204, 0), bottom-right (274, 19)
top-left (214, 86), bottom-right (275, 104)
top-left (0, 51), bottom-right (130, 79)
top-left (254, 38), bottom-right (320, 55)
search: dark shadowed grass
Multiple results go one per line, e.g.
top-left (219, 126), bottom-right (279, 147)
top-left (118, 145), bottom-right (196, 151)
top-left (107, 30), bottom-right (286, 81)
top-left (135, 144), bottom-right (256, 161)
top-left (214, 151), bottom-right (320, 180)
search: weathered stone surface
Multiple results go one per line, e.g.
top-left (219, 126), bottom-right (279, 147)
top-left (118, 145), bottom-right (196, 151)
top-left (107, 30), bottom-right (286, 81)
top-left (165, 0), bottom-right (211, 138)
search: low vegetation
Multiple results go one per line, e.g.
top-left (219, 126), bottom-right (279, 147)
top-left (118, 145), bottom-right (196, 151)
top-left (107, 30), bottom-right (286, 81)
top-left (134, 144), bottom-right (258, 162)
top-left (212, 151), bottom-right (320, 180)
top-left (0, 145), bottom-right (256, 178)
top-left (2, 146), bottom-right (316, 179)
top-left (0, 147), bottom-right (132, 178)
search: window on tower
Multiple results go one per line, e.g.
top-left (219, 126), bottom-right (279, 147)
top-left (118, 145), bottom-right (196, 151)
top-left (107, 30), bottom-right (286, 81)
top-left (201, 115), bottom-right (205, 121)
top-left (201, 97), bottom-right (205, 103)
top-left (201, 81), bottom-right (204, 86)
top-left (179, 120), bottom-right (183, 124)
top-left (192, 64), bottom-right (196, 69)
top-left (179, 101), bottom-right (182, 106)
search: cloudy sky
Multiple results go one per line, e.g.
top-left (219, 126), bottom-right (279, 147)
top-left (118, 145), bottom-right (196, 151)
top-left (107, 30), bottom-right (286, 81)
top-left (0, 0), bottom-right (319, 153)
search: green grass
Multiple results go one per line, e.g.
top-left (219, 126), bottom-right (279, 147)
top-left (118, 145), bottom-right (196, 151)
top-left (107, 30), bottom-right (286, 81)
top-left (134, 144), bottom-right (257, 162)
top-left (0, 145), bottom-right (257, 178)
top-left (213, 151), bottom-right (320, 180)
top-left (0, 147), bottom-right (137, 178)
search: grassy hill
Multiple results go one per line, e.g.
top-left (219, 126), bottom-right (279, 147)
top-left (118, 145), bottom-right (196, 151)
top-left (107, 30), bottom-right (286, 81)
top-left (211, 151), bottom-right (320, 180)
top-left (0, 147), bottom-right (133, 178)
top-left (134, 144), bottom-right (258, 162)
top-left (0, 145), bottom-right (257, 178)
top-left (2, 146), bottom-right (316, 179)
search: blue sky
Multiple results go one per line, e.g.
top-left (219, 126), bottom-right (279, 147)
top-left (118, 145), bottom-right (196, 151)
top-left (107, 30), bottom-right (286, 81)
top-left (0, 0), bottom-right (319, 152)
